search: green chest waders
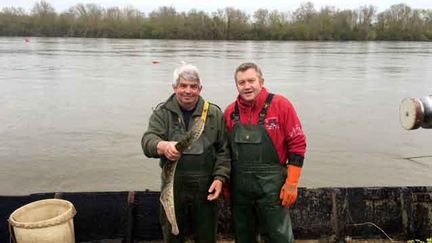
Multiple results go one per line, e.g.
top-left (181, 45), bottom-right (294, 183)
top-left (230, 94), bottom-right (294, 243)
top-left (160, 116), bottom-right (218, 243)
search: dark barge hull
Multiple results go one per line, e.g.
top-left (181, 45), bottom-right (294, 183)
top-left (1, 187), bottom-right (431, 242)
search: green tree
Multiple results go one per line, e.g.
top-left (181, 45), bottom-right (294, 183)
top-left (268, 10), bottom-right (288, 40)
top-left (31, 1), bottom-right (57, 36)
top-left (0, 7), bottom-right (32, 36)
top-left (356, 5), bottom-right (377, 40)
top-left (223, 7), bottom-right (251, 40)
top-left (377, 4), bottom-right (415, 40)
top-left (148, 6), bottom-right (183, 39)
top-left (1, 2), bottom-right (431, 41)
top-left (332, 10), bottom-right (357, 40)
top-left (252, 9), bottom-right (270, 39)
top-left (292, 2), bottom-right (317, 40)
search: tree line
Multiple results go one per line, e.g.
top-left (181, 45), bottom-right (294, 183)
top-left (1, 1), bottom-right (432, 41)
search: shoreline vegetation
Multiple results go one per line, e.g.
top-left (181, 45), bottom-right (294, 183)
top-left (1, 1), bottom-right (432, 41)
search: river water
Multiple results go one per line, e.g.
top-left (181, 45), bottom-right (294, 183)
top-left (1, 37), bottom-right (431, 195)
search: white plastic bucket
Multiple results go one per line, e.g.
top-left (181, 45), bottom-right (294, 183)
top-left (8, 199), bottom-right (77, 243)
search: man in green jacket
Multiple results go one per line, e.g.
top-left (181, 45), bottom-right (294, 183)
top-left (141, 63), bottom-right (231, 243)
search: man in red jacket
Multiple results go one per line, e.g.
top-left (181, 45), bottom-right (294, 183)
top-left (224, 62), bottom-right (306, 243)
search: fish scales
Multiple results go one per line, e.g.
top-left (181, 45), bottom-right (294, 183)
top-left (160, 119), bottom-right (205, 235)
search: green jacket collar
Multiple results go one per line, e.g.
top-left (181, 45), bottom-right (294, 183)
top-left (164, 93), bottom-right (205, 118)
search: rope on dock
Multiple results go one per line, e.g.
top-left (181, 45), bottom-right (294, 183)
top-left (342, 188), bottom-right (395, 242)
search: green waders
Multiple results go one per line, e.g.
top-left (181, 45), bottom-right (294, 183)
top-left (230, 94), bottom-right (294, 243)
top-left (160, 122), bottom-right (217, 243)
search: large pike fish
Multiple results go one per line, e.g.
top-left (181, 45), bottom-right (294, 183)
top-left (160, 118), bottom-right (206, 235)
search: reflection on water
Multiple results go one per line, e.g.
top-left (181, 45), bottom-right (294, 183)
top-left (0, 37), bottom-right (431, 195)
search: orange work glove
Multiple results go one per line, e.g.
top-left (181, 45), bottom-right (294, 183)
top-left (222, 182), bottom-right (231, 202)
top-left (279, 165), bottom-right (302, 207)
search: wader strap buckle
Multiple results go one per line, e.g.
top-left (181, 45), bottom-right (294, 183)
top-left (232, 101), bottom-right (240, 124)
top-left (258, 93), bottom-right (274, 125)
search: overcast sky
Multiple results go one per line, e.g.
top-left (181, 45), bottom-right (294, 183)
top-left (1, 0), bottom-right (432, 13)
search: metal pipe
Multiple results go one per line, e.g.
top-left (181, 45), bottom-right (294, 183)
top-left (399, 95), bottom-right (432, 130)
top-left (124, 191), bottom-right (136, 243)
